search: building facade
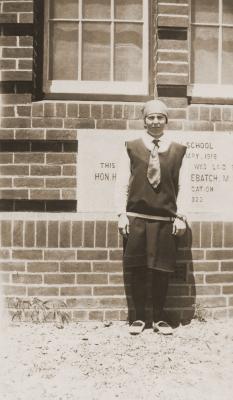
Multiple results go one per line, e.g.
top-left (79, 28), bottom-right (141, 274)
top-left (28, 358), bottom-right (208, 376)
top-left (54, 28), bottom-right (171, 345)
top-left (0, 0), bottom-right (233, 321)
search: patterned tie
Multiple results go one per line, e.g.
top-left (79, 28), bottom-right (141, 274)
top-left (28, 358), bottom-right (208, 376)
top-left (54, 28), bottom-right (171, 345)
top-left (147, 139), bottom-right (160, 188)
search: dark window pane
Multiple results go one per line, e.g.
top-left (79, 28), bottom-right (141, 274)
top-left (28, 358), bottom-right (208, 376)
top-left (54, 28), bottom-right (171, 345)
top-left (191, 0), bottom-right (218, 24)
top-left (222, 27), bottom-right (233, 84)
top-left (49, 22), bottom-right (79, 80)
top-left (50, 0), bottom-right (79, 19)
top-left (83, 0), bottom-right (111, 19)
top-left (114, 23), bottom-right (142, 81)
top-left (223, 0), bottom-right (233, 24)
top-left (115, 0), bottom-right (143, 20)
top-left (82, 23), bottom-right (111, 80)
top-left (191, 26), bottom-right (218, 83)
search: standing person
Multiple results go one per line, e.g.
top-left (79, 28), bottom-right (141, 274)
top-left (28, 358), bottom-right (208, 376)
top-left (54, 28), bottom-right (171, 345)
top-left (116, 99), bottom-right (187, 335)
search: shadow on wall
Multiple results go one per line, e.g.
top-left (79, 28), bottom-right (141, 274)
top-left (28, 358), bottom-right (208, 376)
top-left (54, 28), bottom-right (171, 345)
top-left (123, 224), bottom-right (196, 326)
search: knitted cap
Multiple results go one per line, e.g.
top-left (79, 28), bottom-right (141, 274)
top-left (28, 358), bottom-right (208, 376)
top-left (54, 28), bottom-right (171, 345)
top-left (142, 99), bottom-right (168, 121)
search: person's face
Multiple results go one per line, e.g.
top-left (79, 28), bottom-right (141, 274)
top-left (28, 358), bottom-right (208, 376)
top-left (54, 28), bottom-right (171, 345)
top-left (144, 113), bottom-right (167, 138)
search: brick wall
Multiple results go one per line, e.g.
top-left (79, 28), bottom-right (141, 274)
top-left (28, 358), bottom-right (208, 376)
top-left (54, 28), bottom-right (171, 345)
top-left (0, 0), bottom-right (233, 320)
top-left (1, 217), bottom-right (232, 320)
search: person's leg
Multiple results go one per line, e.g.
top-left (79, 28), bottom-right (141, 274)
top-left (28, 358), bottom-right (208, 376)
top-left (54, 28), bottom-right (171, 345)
top-left (131, 266), bottom-right (147, 322)
top-left (151, 269), bottom-right (170, 322)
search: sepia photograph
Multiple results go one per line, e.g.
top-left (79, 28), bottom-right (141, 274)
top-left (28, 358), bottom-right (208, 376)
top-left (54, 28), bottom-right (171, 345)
top-left (0, 0), bottom-right (233, 399)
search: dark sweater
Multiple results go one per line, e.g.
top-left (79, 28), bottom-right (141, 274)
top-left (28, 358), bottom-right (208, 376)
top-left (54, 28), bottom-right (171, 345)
top-left (126, 138), bottom-right (186, 217)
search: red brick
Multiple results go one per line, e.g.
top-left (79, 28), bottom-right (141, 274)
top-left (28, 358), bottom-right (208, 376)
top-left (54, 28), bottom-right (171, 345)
top-left (15, 154), bottom-right (44, 164)
top-left (55, 103), bottom-right (67, 118)
top-left (19, 13), bottom-right (33, 23)
top-left (76, 274), bottom-right (108, 285)
top-left (67, 104), bottom-right (79, 117)
top-left (195, 297), bottom-right (226, 307)
top-left (193, 262), bottom-right (219, 272)
top-left (60, 287), bottom-right (92, 296)
top-left (14, 177), bottom-right (44, 188)
top-left (188, 273), bottom-right (204, 284)
top-left (210, 108), bottom-right (221, 121)
top-left (0, 178), bottom-right (12, 187)
top-left (31, 165), bottom-right (61, 176)
top-left (0, 117), bottom-right (31, 129)
top-left (93, 262), bottom-right (122, 273)
top-left (64, 119), bottom-right (95, 129)
top-left (60, 262), bottom-right (91, 273)
top-left (44, 274), bottom-right (75, 285)
top-left (44, 103), bottom-right (56, 117)
top-left (96, 120), bottom-right (127, 130)
top-left (1, 94), bottom-right (31, 105)
top-left (0, 154), bottom-right (13, 163)
top-left (114, 105), bottom-right (123, 119)
top-left (46, 153), bottom-right (76, 165)
top-left (15, 129), bottom-right (44, 140)
top-left (222, 108), bottom-right (231, 121)
top-left (107, 221), bottom-right (119, 248)
top-left (1, 106), bottom-right (15, 117)
top-left (95, 221), bottom-right (107, 247)
top-left (3, 285), bottom-right (26, 296)
top-left (0, 250), bottom-right (10, 259)
top-left (0, 165), bottom-right (29, 176)
top-left (183, 121), bottom-right (214, 131)
top-left (99, 298), bottom-right (127, 308)
top-left (73, 311), bottom-right (88, 321)
top-left (46, 129), bottom-right (77, 141)
top-left (229, 298), bottom-right (233, 307)
top-left (0, 59), bottom-right (16, 69)
top-left (47, 221), bottom-right (58, 247)
top-left (72, 221), bottom-right (83, 247)
top-left (44, 250), bottom-right (76, 261)
top-left (17, 106), bottom-right (31, 117)
top-left (224, 223), bottom-right (233, 247)
top-left (158, 51), bottom-right (187, 62)
top-left (13, 221), bottom-right (23, 247)
top-left (199, 107), bottom-right (210, 121)
top-left (62, 190), bottom-right (76, 201)
top-left (167, 120), bottom-right (183, 130)
top-left (93, 286), bottom-right (125, 296)
top-left (28, 287), bottom-right (59, 296)
top-left (109, 274), bottom-right (124, 285)
top-left (0, 36), bottom-right (17, 46)
top-left (201, 222), bottom-right (211, 248)
top-left (157, 62), bottom-right (188, 75)
top-left (109, 249), bottom-right (123, 260)
top-left (221, 262), bottom-right (233, 272)
top-left (166, 296), bottom-right (195, 308)
top-left (1, 71), bottom-right (32, 81)
top-left (79, 104), bottom-right (90, 118)
top-left (0, 129), bottom-right (14, 139)
top-left (0, 262), bottom-right (25, 272)
top-left (84, 221), bottom-right (95, 248)
top-left (192, 285), bottom-right (221, 296)
top-left (25, 221), bottom-right (35, 247)
top-left (60, 221), bottom-right (71, 248)
top-left (102, 105), bottom-right (113, 118)
top-left (12, 250), bottom-right (42, 260)
top-left (167, 285), bottom-right (189, 296)
top-left (212, 222), bottom-right (223, 247)
top-left (0, 189), bottom-right (28, 199)
top-left (206, 250), bottom-right (233, 260)
top-left (123, 105), bottom-right (135, 119)
top-left (77, 249), bottom-right (108, 260)
top-left (27, 262), bottom-right (59, 273)
top-left (12, 274), bottom-right (42, 284)
top-left (104, 310), bottom-right (120, 320)
top-left (223, 286), bottom-right (233, 295)
top-left (30, 189), bottom-right (59, 200)
top-left (32, 103), bottom-right (44, 117)
top-left (66, 298), bottom-right (96, 308)
top-left (89, 311), bottom-right (104, 321)
top-left (206, 273), bottom-right (233, 284)
top-left (1, 220), bottom-right (12, 247)
top-left (46, 177), bottom-right (76, 188)
top-left (91, 104), bottom-right (102, 119)
top-left (3, 2), bottom-right (33, 12)
top-left (62, 166), bottom-right (76, 176)
top-left (36, 221), bottom-right (47, 247)
top-left (158, 3), bottom-right (188, 15)
top-left (0, 14), bottom-right (17, 23)
top-left (32, 118), bottom-right (63, 128)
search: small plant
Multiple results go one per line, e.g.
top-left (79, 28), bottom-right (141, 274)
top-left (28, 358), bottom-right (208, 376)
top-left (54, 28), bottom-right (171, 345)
top-left (11, 297), bottom-right (70, 328)
top-left (192, 302), bottom-right (207, 322)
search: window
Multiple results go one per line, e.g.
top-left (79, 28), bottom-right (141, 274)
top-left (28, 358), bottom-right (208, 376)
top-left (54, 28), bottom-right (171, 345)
top-left (43, 0), bottom-right (149, 96)
top-left (189, 0), bottom-right (233, 98)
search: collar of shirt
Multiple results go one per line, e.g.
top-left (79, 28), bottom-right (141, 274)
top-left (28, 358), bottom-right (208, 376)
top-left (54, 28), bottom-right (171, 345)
top-left (142, 131), bottom-right (171, 153)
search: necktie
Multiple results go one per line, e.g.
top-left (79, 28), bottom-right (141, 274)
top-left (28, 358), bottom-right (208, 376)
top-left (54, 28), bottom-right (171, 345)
top-left (147, 139), bottom-right (160, 188)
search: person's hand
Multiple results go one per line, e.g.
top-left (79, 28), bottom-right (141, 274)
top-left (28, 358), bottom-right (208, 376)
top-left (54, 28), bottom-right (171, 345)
top-left (118, 213), bottom-right (130, 237)
top-left (172, 217), bottom-right (186, 236)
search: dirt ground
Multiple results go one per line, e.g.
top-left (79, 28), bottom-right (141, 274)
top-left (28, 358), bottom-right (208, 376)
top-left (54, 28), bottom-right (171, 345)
top-left (0, 318), bottom-right (233, 400)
